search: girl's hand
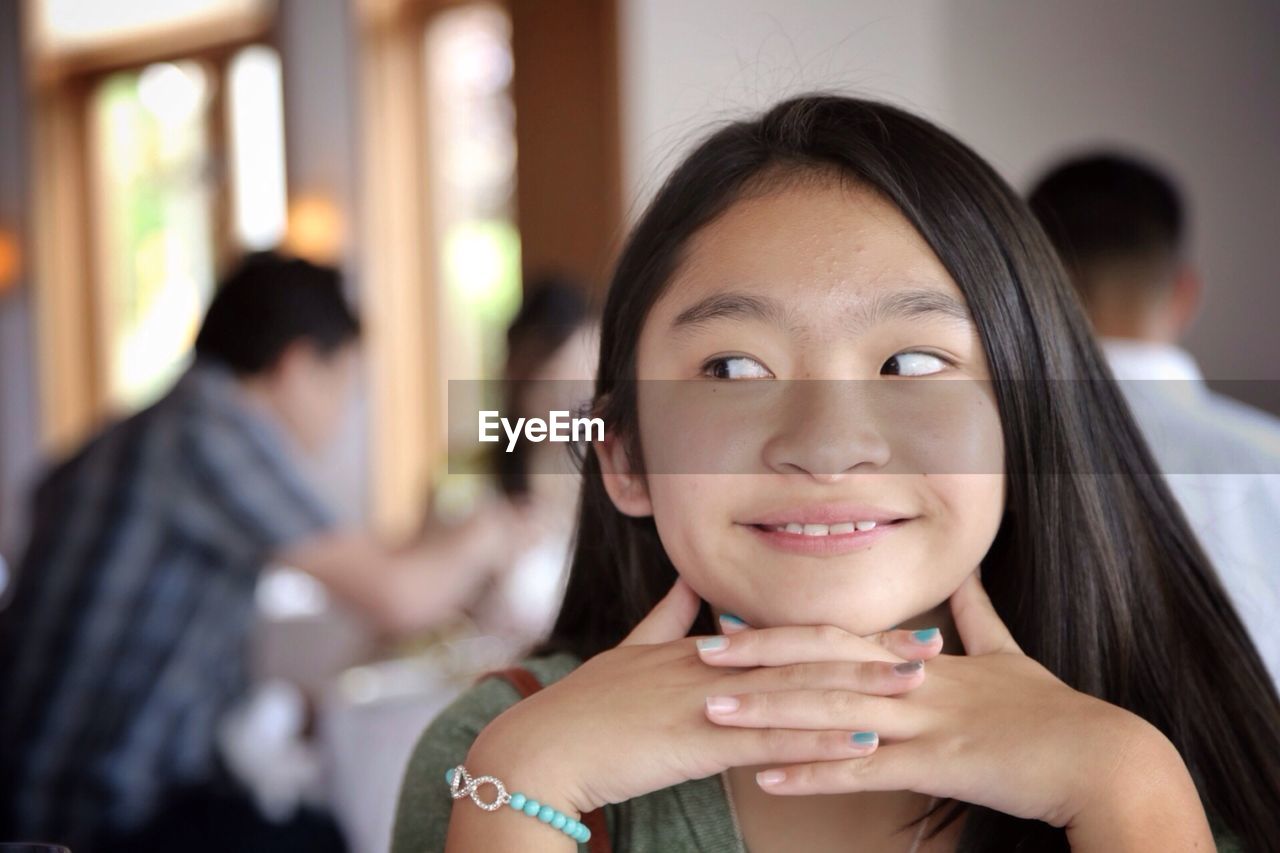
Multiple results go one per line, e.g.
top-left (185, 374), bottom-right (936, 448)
top-left (463, 578), bottom-right (944, 816)
top-left (698, 571), bottom-right (1214, 845)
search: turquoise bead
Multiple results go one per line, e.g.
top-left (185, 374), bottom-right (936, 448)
top-left (509, 792), bottom-right (526, 810)
top-left (444, 768), bottom-right (455, 784)
top-left (551, 813), bottom-right (567, 830)
top-left (562, 818), bottom-right (578, 835)
top-left (522, 799), bottom-right (541, 816)
top-left (578, 824), bottom-right (592, 842)
top-left (538, 804), bottom-right (555, 822)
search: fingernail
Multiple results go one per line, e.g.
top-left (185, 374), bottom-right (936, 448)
top-left (705, 695), bottom-right (740, 714)
top-left (910, 627), bottom-right (940, 644)
top-left (850, 731), bottom-right (879, 746)
top-left (696, 636), bottom-right (729, 653)
top-left (893, 659), bottom-right (924, 676)
top-left (719, 613), bottom-right (748, 633)
top-left (756, 769), bottom-right (786, 787)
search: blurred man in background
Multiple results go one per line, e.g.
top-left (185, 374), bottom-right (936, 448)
top-left (0, 253), bottom-right (528, 851)
top-left (1030, 154), bottom-right (1280, 686)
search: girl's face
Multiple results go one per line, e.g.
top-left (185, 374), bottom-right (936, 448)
top-left (599, 178), bottom-right (1006, 634)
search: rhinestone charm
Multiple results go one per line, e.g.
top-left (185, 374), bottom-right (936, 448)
top-left (444, 764), bottom-right (591, 842)
top-left (447, 765), bottom-right (510, 811)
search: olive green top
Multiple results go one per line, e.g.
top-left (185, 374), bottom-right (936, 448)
top-left (390, 652), bottom-right (1243, 853)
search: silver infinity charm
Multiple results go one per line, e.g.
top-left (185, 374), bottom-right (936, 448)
top-left (448, 764), bottom-right (511, 811)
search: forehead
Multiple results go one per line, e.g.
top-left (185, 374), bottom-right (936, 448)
top-left (652, 180), bottom-right (964, 326)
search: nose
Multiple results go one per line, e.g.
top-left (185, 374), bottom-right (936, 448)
top-left (761, 380), bottom-right (892, 480)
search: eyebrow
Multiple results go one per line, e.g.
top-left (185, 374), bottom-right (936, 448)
top-left (669, 287), bottom-right (972, 334)
top-left (671, 292), bottom-right (790, 331)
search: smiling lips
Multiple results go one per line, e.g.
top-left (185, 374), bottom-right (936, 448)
top-left (762, 520), bottom-right (880, 535)
top-left (741, 504), bottom-right (913, 554)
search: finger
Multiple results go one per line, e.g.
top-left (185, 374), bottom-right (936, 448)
top-left (712, 725), bottom-right (882, 770)
top-left (695, 624), bottom-right (906, 667)
top-left (702, 688), bottom-right (924, 739)
top-left (753, 744), bottom-right (920, 795)
top-left (866, 627), bottom-right (945, 661)
top-left (949, 570), bottom-right (1021, 656)
top-left (621, 577), bottom-right (702, 646)
top-left (724, 658), bottom-right (928, 699)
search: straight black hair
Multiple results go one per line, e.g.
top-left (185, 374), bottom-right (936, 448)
top-left (497, 275), bottom-right (594, 496)
top-left (536, 95), bottom-right (1280, 850)
top-left (194, 251), bottom-right (360, 375)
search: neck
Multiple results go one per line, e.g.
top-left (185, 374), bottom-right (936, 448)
top-left (724, 766), bottom-right (958, 852)
top-left (234, 375), bottom-right (301, 452)
top-left (1088, 304), bottom-right (1180, 344)
top-left (236, 375), bottom-right (282, 420)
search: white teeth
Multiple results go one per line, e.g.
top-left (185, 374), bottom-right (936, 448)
top-left (767, 520), bottom-right (882, 534)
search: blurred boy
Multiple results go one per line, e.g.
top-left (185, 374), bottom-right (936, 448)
top-left (1030, 154), bottom-right (1280, 686)
top-left (0, 253), bottom-right (525, 851)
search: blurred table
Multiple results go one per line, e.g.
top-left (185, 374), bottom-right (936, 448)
top-left (318, 635), bottom-right (518, 853)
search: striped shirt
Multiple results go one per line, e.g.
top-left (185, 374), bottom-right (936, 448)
top-left (0, 361), bottom-right (333, 848)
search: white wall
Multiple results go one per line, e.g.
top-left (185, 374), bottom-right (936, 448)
top-left (276, 0), bottom-right (370, 523)
top-left (620, 0), bottom-right (951, 211)
top-left (618, 0), bottom-right (1280, 394)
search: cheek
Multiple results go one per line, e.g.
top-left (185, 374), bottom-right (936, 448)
top-left (645, 475), bottom-right (742, 601)
top-left (877, 380), bottom-right (1005, 476)
top-left (923, 472), bottom-right (1005, 577)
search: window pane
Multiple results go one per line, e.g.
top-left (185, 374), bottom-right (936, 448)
top-left (92, 61), bottom-right (215, 411)
top-left (229, 45), bottom-right (287, 251)
top-left (423, 3), bottom-right (521, 463)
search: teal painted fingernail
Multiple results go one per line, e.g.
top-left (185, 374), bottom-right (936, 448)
top-left (851, 731), bottom-right (879, 745)
top-left (697, 636), bottom-right (729, 653)
top-left (719, 613), bottom-right (747, 628)
top-left (910, 628), bottom-right (940, 644)
top-left (893, 659), bottom-right (924, 676)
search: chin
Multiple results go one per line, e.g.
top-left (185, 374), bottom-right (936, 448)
top-left (733, 574), bottom-right (938, 633)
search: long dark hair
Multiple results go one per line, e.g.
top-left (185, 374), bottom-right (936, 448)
top-left (494, 274), bottom-right (593, 496)
top-left (535, 95), bottom-right (1280, 850)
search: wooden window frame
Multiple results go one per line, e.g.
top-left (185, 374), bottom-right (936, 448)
top-left (355, 0), bottom-right (621, 534)
top-left (24, 0), bottom-right (275, 453)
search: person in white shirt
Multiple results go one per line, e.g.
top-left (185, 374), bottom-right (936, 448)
top-left (1029, 153), bottom-right (1280, 686)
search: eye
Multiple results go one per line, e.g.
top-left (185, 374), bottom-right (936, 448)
top-left (701, 355), bottom-right (773, 380)
top-left (881, 351), bottom-right (950, 377)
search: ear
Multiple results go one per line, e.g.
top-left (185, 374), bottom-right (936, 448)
top-left (1169, 263), bottom-right (1202, 336)
top-left (595, 431), bottom-right (653, 517)
top-left (272, 339), bottom-right (314, 380)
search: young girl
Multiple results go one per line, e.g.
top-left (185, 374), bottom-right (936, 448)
top-left (391, 95), bottom-right (1280, 852)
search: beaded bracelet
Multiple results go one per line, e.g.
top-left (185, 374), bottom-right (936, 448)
top-left (446, 764), bottom-right (592, 844)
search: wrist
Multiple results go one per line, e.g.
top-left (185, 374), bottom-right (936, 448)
top-left (467, 716), bottom-right (593, 817)
top-left (1066, 716), bottom-right (1213, 850)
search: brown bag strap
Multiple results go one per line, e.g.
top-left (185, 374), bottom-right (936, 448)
top-left (480, 667), bottom-right (613, 853)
